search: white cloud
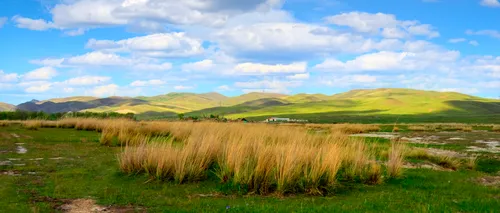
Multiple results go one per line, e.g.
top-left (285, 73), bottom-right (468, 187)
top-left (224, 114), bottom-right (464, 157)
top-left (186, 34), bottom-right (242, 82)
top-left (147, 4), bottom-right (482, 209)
top-left (480, 0), bottom-right (500, 7)
top-left (315, 50), bottom-right (459, 72)
top-left (325, 12), bottom-right (440, 38)
top-left (466, 29), bottom-right (500, 39)
top-left (23, 67), bottom-right (57, 80)
top-left (320, 75), bottom-right (383, 88)
top-left (0, 70), bottom-right (19, 82)
top-left (215, 23), bottom-right (402, 61)
top-left (448, 38), bottom-right (466, 43)
top-left (29, 58), bottom-right (65, 67)
top-left (174, 85), bottom-right (194, 90)
top-left (216, 85), bottom-right (231, 91)
top-left (66, 51), bottom-right (131, 66)
top-left (12, 16), bottom-right (58, 31)
top-left (235, 79), bottom-right (301, 94)
top-left (234, 62), bottom-right (307, 74)
top-left (92, 84), bottom-right (119, 97)
top-left (352, 75), bottom-right (377, 83)
top-left (182, 60), bottom-right (215, 72)
top-left (469, 40), bottom-right (479, 46)
top-left (130, 80), bottom-right (165, 87)
top-left (15, 0), bottom-right (282, 35)
top-left (62, 76), bottom-right (111, 86)
top-left (0, 17), bottom-right (7, 28)
top-left (86, 33), bottom-right (204, 58)
top-left (25, 82), bottom-right (52, 93)
top-left (286, 73), bottom-right (310, 80)
top-left (132, 62), bottom-right (172, 71)
top-left (63, 87), bottom-right (75, 93)
top-left (439, 88), bottom-right (479, 94)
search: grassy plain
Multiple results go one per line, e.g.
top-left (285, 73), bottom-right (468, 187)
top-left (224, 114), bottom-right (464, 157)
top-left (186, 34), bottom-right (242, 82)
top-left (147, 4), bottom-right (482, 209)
top-left (1, 120), bottom-right (499, 212)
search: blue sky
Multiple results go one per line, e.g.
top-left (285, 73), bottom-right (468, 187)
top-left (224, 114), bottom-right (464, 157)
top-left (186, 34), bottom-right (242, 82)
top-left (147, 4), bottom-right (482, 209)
top-left (1, 0), bottom-right (500, 104)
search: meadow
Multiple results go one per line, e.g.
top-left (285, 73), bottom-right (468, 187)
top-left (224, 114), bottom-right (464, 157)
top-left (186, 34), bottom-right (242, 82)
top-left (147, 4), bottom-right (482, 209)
top-left (0, 119), bottom-right (499, 212)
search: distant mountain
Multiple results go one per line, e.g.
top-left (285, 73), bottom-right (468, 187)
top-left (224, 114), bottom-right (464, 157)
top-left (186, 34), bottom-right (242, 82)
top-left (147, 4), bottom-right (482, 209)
top-left (10, 88), bottom-right (500, 123)
top-left (0, 102), bottom-right (15, 111)
top-left (16, 97), bottom-right (148, 113)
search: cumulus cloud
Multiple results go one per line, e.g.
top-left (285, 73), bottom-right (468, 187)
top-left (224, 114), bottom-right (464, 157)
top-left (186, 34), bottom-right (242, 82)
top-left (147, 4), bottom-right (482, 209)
top-left (22, 81), bottom-right (52, 93)
top-left (86, 33), bottom-right (204, 58)
top-left (12, 15), bottom-right (58, 31)
top-left (480, 0), bottom-right (500, 7)
top-left (469, 40), bottom-right (479, 46)
top-left (315, 50), bottom-right (459, 72)
top-left (216, 85), bottom-right (231, 91)
top-left (62, 76), bottom-right (111, 86)
top-left (448, 38), bottom-right (466, 43)
top-left (14, 0), bottom-right (282, 34)
top-left (215, 23), bottom-right (402, 61)
top-left (29, 58), bottom-right (65, 67)
top-left (234, 62), bottom-right (307, 74)
top-left (0, 70), bottom-right (19, 82)
top-left (23, 67), bottom-right (57, 80)
top-left (286, 73), bottom-right (310, 80)
top-left (92, 84), bottom-right (119, 96)
top-left (466, 29), bottom-right (500, 39)
top-left (174, 85), bottom-right (194, 90)
top-left (130, 79), bottom-right (165, 87)
top-left (325, 12), bottom-right (440, 38)
top-left (66, 51), bottom-right (132, 66)
top-left (235, 79), bottom-right (301, 94)
top-left (182, 60), bottom-right (215, 72)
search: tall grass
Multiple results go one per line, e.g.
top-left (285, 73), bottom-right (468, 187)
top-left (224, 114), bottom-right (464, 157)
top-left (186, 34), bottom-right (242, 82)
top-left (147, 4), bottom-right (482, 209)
top-left (387, 141), bottom-right (405, 179)
top-left (115, 122), bottom-right (388, 195)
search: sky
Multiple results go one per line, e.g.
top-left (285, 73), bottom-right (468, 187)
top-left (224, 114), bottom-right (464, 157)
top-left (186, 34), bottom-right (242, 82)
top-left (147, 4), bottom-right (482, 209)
top-left (1, 0), bottom-right (500, 104)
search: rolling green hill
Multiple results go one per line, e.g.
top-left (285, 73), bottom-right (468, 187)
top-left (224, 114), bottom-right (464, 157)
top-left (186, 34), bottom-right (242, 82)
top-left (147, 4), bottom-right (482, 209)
top-left (8, 88), bottom-right (500, 123)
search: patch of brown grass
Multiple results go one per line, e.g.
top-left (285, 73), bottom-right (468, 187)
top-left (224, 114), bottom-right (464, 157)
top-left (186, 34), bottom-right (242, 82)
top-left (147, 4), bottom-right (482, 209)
top-left (387, 141), bottom-right (405, 179)
top-left (116, 122), bottom-right (385, 195)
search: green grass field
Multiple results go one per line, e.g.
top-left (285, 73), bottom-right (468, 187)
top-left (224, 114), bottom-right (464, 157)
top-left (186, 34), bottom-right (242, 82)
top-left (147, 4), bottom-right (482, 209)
top-left (1, 125), bottom-right (499, 212)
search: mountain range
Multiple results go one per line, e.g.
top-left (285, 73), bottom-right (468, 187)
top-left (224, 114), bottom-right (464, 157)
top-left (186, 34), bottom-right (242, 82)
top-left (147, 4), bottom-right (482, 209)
top-left (2, 88), bottom-right (500, 123)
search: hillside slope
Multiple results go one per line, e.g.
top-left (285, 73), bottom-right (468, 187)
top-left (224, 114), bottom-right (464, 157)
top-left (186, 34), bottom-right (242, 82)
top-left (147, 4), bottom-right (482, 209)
top-left (0, 102), bottom-right (15, 111)
top-left (225, 88), bottom-right (500, 123)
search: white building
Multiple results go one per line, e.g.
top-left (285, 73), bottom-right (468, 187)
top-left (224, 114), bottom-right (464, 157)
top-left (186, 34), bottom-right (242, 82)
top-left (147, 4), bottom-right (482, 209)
top-left (265, 117), bottom-right (291, 122)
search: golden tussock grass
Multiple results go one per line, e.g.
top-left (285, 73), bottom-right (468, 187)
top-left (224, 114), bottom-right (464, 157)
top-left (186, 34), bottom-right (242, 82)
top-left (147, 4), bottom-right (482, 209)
top-left (387, 141), bottom-right (405, 179)
top-left (492, 125), bottom-right (500, 132)
top-left (114, 122), bottom-right (390, 195)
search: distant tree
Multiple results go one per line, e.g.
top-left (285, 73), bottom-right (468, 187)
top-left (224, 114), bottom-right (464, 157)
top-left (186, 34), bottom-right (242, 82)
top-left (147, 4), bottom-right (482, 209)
top-left (177, 113), bottom-right (185, 120)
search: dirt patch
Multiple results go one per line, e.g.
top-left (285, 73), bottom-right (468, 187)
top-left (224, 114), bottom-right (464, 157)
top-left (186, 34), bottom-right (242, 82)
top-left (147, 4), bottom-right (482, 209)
top-left (400, 136), bottom-right (446, 145)
top-left (467, 140), bottom-right (500, 153)
top-left (1, 170), bottom-right (22, 176)
top-left (426, 148), bottom-right (468, 158)
top-left (476, 176), bottom-right (500, 187)
top-left (57, 199), bottom-right (141, 213)
top-left (403, 162), bottom-right (453, 171)
top-left (16, 145), bottom-right (27, 154)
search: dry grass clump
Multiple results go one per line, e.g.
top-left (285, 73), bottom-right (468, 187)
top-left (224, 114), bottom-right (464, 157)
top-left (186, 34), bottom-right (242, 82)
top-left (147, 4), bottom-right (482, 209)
top-left (440, 124), bottom-right (473, 132)
top-left (492, 125), bottom-right (500, 132)
top-left (408, 125), bottom-right (437, 131)
top-left (387, 141), bottom-right (405, 179)
top-left (0, 120), bottom-right (12, 127)
top-left (405, 147), bottom-right (465, 170)
top-left (22, 120), bottom-right (43, 130)
top-left (305, 123), bottom-right (380, 134)
top-left (118, 122), bottom-right (389, 195)
top-left (464, 157), bottom-right (477, 170)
